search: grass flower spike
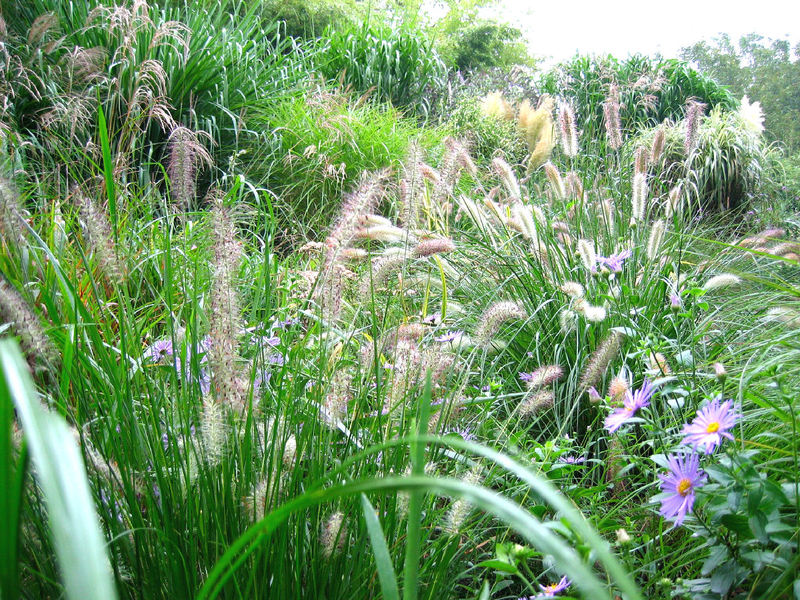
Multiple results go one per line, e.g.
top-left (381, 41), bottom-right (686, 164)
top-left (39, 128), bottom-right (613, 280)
top-left (681, 396), bottom-right (739, 453)
top-left (658, 453), bottom-right (706, 525)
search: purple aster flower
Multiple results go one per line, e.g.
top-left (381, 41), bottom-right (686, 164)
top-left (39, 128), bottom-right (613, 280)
top-left (144, 339), bottom-right (174, 362)
top-left (658, 453), bottom-right (706, 525)
top-left (681, 396), bottom-right (739, 454)
top-left (597, 249), bottom-right (632, 273)
top-left (435, 330), bottom-right (463, 343)
top-left (422, 312), bottom-right (441, 325)
top-left (604, 378), bottom-right (655, 433)
top-left (557, 455), bottom-right (585, 464)
top-left (266, 352), bottom-right (285, 366)
top-left (535, 576), bottom-right (570, 598)
top-left (519, 371), bottom-right (534, 382)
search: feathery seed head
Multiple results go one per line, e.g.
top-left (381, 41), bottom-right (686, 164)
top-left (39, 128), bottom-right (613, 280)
top-left (577, 239), bottom-right (596, 273)
top-left (519, 389), bottom-right (555, 417)
top-left (413, 237), bottom-right (455, 257)
top-left (631, 173), bottom-right (648, 222)
top-left (646, 220), bottom-right (667, 261)
top-left (702, 274), bottom-right (742, 291)
top-left (474, 301), bottom-right (527, 347)
top-left (321, 511), bottom-right (346, 558)
top-left (579, 331), bottom-right (624, 391)
top-left (558, 102), bottom-right (579, 157)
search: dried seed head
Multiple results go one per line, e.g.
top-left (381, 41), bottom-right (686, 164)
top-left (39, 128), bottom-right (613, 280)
top-left (492, 157), bottom-right (521, 199)
top-left (603, 85), bottom-right (623, 150)
top-left (559, 281), bottom-right (585, 298)
top-left (665, 186), bottom-right (682, 219)
top-left (544, 162), bottom-right (566, 199)
top-left (650, 126), bottom-right (666, 165)
top-left (0, 277), bottom-right (58, 370)
top-left (200, 396), bottom-right (228, 465)
top-left (559, 308), bottom-right (578, 334)
top-left (75, 190), bottom-right (124, 284)
top-left (608, 375), bottom-right (629, 402)
top-left (765, 306), bottom-right (800, 328)
top-left (634, 146), bottom-right (649, 175)
top-left (579, 303), bottom-right (607, 323)
top-left (208, 192), bottom-right (247, 412)
top-left (647, 351), bottom-right (670, 375)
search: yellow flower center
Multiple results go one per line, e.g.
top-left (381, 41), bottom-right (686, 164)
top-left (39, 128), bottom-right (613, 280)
top-left (543, 584), bottom-right (557, 593)
top-left (706, 421), bottom-right (720, 433)
top-left (677, 478), bottom-right (692, 497)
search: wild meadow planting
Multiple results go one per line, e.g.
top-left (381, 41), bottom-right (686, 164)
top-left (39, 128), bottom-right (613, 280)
top-left (1, 1), bottom-right (799, 599)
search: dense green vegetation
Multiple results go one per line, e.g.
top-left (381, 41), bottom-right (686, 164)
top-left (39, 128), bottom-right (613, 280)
top-left (1, 2), bottom-right (799, 600)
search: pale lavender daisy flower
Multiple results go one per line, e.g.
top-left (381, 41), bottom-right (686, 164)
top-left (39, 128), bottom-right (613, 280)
top-left (538, 576), bottom-right (570, 598)
top-left (597, 249), bottom-right (632, 273)
top-left (658, 453), bottom-right (706, 525)
top-left (144, 339), bottom-right (174, 362)
top-left (604, 378), bottom-right (655, 433)
top-left (681, 396), bottom-right (739, 454)
top-left (435, 330), bottom-right (463, 343)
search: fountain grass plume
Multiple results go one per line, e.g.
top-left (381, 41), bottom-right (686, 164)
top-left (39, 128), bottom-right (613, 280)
top-left (684, 99), bottom-right (706, 155)
top-left (579, 330), bottom-right (625, 392)
top-left (208, 191), bottom-right (247, 413)
top-left (75, 190), bottom-right (125, 285)
top-left (0, 277), bottom-right (58, 371)
top-left (492, 157), bottom-right (521, 199)
top-left (631, 173), bottom-right (648, 224)
top-left (0, 177), bottom-right (27, 250)
top-left (544, 162), bottom-right (566, 199)
top-left (603, 84), bottom-right (623, 150)
top-left (558, 102), bottom-right (579, 158)
top-left (167, 125), bottom-right (213, 211)
top-left (474, 301), bottom-right (527, 347)
top-left (646, 220), bottom-right (667, 261)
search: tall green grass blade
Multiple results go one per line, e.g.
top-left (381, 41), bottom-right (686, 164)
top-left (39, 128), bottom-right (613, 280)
top-left (97, 106), bottom-right (117, 244)
top-left (198, 474), bottom-right (615, 600)
top-left (403, 374), bottom-right (432, 600)
top-left (1, 340), bottom-right (117, 600)
top-left (360, 493), bottom-right (400, 600)
top-left (0, 356), bottom-right (27, 600)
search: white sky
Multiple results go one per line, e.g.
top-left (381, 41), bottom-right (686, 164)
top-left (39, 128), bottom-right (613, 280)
top-left (490, 0), bottom-right (800, 64)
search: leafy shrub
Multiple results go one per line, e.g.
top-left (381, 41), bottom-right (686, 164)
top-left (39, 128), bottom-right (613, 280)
top-left (1, 0), bottom-right (307, 197)
top-left (448, 98), bottom-right (529, 166)
top-left (539, 55), bottom-right (737, 153)
top-left (633, 104), bottom-right (769, 212)
top-left (315, 22), bottom-right (447, 117)
top-left (256, 0), bottom-right (360, 41)
top-left (244, 84), bottom-right (448, 243)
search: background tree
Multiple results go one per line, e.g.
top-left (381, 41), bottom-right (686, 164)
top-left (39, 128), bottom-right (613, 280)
top-left (681, 33), bottom-right (800, 151)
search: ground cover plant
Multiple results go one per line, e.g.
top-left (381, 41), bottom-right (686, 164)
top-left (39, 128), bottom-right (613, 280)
top-left (1, 2), bottom-right (800, 599)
